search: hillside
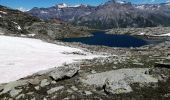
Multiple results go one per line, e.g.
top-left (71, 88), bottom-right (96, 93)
top-left (0, 5), bottom-right (90, 40)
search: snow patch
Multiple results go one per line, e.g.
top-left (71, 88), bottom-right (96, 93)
top-left (154, 33), bottom-right (170, 37)
top-left (0, 36), bottom-right (100, 84)
top-left (57, 3), bottom-right (68, 8)
top-left (40, 11), bottom-right (48, 14)
top-left (12, 21), bottom-right (22, 30)
top-left (139, 32), bottom-right (145, 35)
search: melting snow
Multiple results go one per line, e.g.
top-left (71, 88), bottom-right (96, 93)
top-left (40, 11), bottom-right (48, 14)
top-left (12, 21), bottom-right (22, 30)
top-left (0, 35), bottom-right (100, 84)
top-left (155, 33), bottom-right (170, 36)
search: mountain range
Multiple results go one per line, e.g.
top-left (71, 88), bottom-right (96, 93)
top-left (27, 0), bottom-right (170, 29)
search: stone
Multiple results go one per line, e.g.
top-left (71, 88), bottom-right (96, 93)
top-left (16, 94), bottom-right (25, 100)
top-left (67, 89), bottom-right (73, 93)
top-left (84, 91), bottom-right (92, 95)
top-left (10, 89), bottom-right (22, 97)
top-left (29, 77), bottom-right (41, 85)
top-left (104, 79), bottom-right (132, 94)
top-left (51, 81), bottom-right (57, 84)
top-left (34, 86), bottom-right (40, 90)
top-left (91, 70), bottom-right (97, 74)
top-left (40, 79), bottom-right (50, 87)
top-left (47, 86), bottom-right (64, 94)
top-left (71, 86), bottom-right (78, 91)
top-left (49, 66), bottom-right (79, 81)
top-left (0, 80), bottom-right (27, 95)
top-left (82, 68), bottom-right (158, 87)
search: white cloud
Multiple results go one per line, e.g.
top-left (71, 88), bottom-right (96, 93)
top-left (17, 7), bottom-right (29, 12)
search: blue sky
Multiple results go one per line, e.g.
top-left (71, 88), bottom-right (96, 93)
top-left (0, 0), bottom-right (169, 10)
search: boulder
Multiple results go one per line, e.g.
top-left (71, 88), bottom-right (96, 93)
top-left (103, 79), bottom-right (132, 94)
top-left (40, 79), bottom-right (50, 87)
top-left (48, 66), bottom-right (79, 81)
top-left (10, 89), bottom-right (22, 97)
top-left (47, 86), bottom-right (64, 94)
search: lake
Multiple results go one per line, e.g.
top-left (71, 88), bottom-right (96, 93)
top-left (62, 32), bottom-right (158, 47)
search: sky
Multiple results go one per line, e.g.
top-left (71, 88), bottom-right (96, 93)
top-left (0, 0), bottom-right (169, 11)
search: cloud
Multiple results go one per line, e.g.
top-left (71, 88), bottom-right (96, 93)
top-left (17, 7), bottom-right (29, 12)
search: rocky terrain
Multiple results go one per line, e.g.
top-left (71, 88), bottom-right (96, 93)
top-left (0, 5), bottom-right (91, 40)
top-left (0, 2), bottom-right (170, 100)
top-left (28, 0), bottom-right (170, 29)
top-left (0, 35), bottom-right (170, 100)
top-left (107, 27), bottom-right (170, 36)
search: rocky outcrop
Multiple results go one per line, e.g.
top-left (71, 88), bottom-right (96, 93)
top-left (104, 79), bottom-right (132, 94)
top-left (48, 64), bottom-right (80, 81)
top-left (82, 68), bottom-right (159, 94)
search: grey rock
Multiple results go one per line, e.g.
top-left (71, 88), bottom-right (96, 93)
top-left (48, 66), bottom-right (79, 81)
top-left (0, 80), bottom-right (27, 95)
top-left (83, 91), bottom-right (93, 95)
top-left (71, 86), bottom-right (78, 91)
top-left (82, 68), bottom-right (158, 87)
top-left (34, 86), bottom-right (40, 90)
top-left (104, 79), bottom-right (132, 94)
top-left (10, 89), bottom-right (22, 97)
top-left (16, 94), bottom-right (25, 100)
top-left (47, 86), bottom-right (64, 94)
top-left (40, 79), bottom-right (50, 87)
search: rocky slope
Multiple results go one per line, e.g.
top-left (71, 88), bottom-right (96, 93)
top-left (0, 4), bottom-right (170, 100)
top-left (0, 5), bottom-right (90, 40)
top-left (27, 0), bottom-right (170, 29)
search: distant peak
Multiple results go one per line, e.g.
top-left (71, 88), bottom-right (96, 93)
top-left (56, 3), bottom-right (68, 8)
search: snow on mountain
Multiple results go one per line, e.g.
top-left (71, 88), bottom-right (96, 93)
top-left (0, 35), bottom-right (101, 84)
top-left (57, 3), bottom-right (68, 8)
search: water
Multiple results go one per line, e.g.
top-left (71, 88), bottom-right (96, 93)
top-left (62, 32), bottom-right (151, 47)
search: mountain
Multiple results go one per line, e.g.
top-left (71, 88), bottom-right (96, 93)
top-left (27, 0), bottom-right (170, 29)
top-left (0, 5), bottom-right (41, 34)
top-left (0, 5), bottom-right (90, 39)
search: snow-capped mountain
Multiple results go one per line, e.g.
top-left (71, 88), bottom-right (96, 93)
top-left (57, 3), bottom-right (68, 9)
top-left (27, 0), bottom-right (170, 29)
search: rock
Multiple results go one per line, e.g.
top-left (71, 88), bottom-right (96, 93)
top-left (71, 86), bottom-right (78, 91)
top-left (34, 86), bottom-right (40, 90)
top-left (83, 91), bottom-right (93, 95)
top-left (82, 68), bottom-right (158, 87)
top-left (16, 94), bottom-right (25, 100)
top-left (40, 79), bottom-right (50, 87)
top-left (0, 80), bottom-right (27, 95)
top-left (43, 98), bottom-right (47, 100)
top-left (67, 89), bottom-right (73, 93)
top-left (104, 79), bottom-right (132, 94)
top-left (28, 77), bottom-right (41, 85)
top-left (49, 66), bottom-right (79, 81)
top-left (47, 86), bottom-right (64, 94)
top-left (10, 89), bottom-right (22, 97)
top-left (51, 81), bottom-right (57, 84)
top-left (91, 70), bottom-right (97, 74)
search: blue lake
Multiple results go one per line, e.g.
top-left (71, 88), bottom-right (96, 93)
top-left (62, 32), bottom-right (156, 47)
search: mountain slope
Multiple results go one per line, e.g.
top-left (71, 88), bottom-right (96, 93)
top-left (0, 5), bottom-right (90, 39)
top-left (27, 0), bottom-right (170, 29)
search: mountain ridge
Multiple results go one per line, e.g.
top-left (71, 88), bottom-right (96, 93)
top-left (27, 0), bottom-right (170, 29)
